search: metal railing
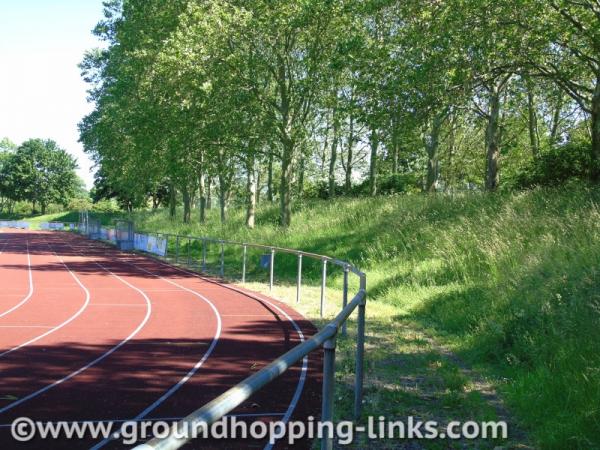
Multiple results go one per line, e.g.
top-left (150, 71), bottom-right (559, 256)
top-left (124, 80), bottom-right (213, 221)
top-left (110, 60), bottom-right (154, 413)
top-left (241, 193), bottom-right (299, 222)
top-left (90, 228), bottom-right (367, 450)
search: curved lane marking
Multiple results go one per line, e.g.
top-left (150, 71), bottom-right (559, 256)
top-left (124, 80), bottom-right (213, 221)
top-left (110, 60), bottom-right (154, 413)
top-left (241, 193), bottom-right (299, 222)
top-left (86, 244), bottom-right (307, 450)
top-left (64, 238), bottom-right (306, 450)
top-left (152, 257), bottom-right (309, 450)
top-left (0, 240), bottom-right (33, 319)
top-left (0, 239), bottom-right (91, 358)
top-left (88, 254), bottom-right (222, 450)
top-left (0, 240), bottom-right (152, 415)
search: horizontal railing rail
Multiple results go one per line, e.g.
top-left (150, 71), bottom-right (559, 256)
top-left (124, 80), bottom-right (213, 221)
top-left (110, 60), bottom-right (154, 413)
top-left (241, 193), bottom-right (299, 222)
top-left (80, 223), bottom-right (366, 450)
top-left (137, 288), bottom-right (366, 450)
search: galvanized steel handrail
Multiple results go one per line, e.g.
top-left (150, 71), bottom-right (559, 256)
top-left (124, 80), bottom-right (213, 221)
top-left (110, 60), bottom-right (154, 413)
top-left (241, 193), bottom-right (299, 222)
top-left (110, 228), bottom-right (366, 450)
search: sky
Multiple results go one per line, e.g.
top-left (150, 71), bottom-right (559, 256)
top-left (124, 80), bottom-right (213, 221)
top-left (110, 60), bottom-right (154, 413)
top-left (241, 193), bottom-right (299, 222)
top-left (0, 0), bottom-right (106, 189)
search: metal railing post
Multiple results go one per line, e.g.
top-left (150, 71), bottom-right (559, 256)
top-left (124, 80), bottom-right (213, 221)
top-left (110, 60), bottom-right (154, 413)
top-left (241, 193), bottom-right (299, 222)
top-left (175, 235), bottom-right (180, 263)
top-left (242, 245), bottom-right (247, 283)
top-left (296, 253), bottom-right (302, 303)
top-left (353, 281), bottom-right (367, 420)
top-left (202, 239), bottom-right (207, 272)
top-left (269, 248), bottom-right (275, 291)
top-left (342, 264), bottom-right (349, 337)
top-left (220, 241), bottom-right (225, 277)
top-left (321, 331), bottom-right (337, 450)
top-left (164, 236), bottom-right (169, 260)
top-left (320, 259), bottom-right (327, 318)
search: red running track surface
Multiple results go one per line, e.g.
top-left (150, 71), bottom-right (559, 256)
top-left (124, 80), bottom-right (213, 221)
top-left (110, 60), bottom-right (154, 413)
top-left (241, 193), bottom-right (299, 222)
top-left (0, 231), bottom-right (322, 449)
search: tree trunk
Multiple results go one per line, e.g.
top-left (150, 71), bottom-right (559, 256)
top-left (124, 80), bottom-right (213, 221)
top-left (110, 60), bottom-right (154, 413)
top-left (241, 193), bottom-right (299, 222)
top-left (279, 140), bottom-right (293, 227)
top-left (550, 94), bottom-right (564, 146)
top-left (298, 153), bottom-right (305, 197)
top-left (246, 154), bottom-right (256, 228)
top-left (591, 76), bottom-right (600, 182)
top-left (182, 185), bottom-right (191, 223)
top-left (256, 169), bottom-right (261, 206)
top-left (328, 117), bottom-right (339, 199)
top-left (320, 115), bottom-right (331, 179)
top-left (206, 178), bottom-right (212, 210)
top-left (485, 87), bottom-right (502, 191)
top-left (198, 168), bottom-right (206, 223)
top-left (527, 85), bottom-right (540, 159)
top-left (267, 151), bottom-right (274, 203)
top-left (446, 113), bottom-right (457, 192)
top-left (218, 174), bottom-right (228, 223)
top-left (392, 141), bottom-right (399, 174)
top-left (425, 113), bottom-right (444, 192)
top-left (391, 109), bottom-right (400, 174)
top-left (369, 126), bottom-right (379, 196)
top-left (169, 184), bottom-right (176, 218)
top-left (41, 203), bottom-right (46, 215)
top-left (345, 114), bottom-right (354, 193)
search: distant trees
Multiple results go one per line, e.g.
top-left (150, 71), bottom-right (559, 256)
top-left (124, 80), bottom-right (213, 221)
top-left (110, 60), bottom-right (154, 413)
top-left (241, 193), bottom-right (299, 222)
top-left (0, 138), bottom-right (80, 214)
top-left (79, 0), bottom-right (600, 225)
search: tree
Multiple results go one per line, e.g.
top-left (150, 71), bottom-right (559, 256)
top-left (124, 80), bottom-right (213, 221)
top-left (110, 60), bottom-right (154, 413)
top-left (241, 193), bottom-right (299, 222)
top-left (501, 0), bottom-right (600, 180)
top-left (2, 139), bottom-right (79, 214)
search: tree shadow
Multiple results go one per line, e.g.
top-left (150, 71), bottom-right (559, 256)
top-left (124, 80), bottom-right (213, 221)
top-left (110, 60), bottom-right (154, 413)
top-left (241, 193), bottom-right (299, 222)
top-left (0, 321), bottom-right (322, 449)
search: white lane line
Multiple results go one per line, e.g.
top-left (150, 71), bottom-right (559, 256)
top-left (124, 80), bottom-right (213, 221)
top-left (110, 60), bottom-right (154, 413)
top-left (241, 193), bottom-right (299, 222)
top-left (0, 240), bottom-right (33, 318)
top-left (89, 251), bottom-right (222, 450)
top-left (83, 241), bottom-right (308, 450)
top-left (0, 240), bottom-right (91, 358)
top-left (142, 259), bottom-right (308, 450)
top-left (0, 243), bottom-right (152, 415)
top-left (76, 239), bottom-right (305, 450)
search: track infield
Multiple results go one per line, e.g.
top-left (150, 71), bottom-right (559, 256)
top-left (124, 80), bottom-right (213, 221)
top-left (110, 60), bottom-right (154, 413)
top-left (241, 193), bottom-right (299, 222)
top-left (0, 230), bottom-right (322, 449)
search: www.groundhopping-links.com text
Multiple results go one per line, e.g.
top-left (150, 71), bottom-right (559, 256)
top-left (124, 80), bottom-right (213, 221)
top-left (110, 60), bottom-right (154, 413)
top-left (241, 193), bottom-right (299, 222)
top-left (10, 416), bottom-right (508, 445)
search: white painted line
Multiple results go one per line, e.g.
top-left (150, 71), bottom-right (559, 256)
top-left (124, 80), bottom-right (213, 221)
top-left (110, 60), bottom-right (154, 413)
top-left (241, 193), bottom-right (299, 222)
top-left (89, 254), bottom-right (223, 450)
top-left (0, 243), bottom-right (152, 415)
top-left (224, 287), bottom-right (307, 450)
top-left (126, 258), bottom-right (308, 450)
top-left (0, 240), bottom-right (33, 318)
top-left (72, 238), bottom-right (306, 450)
top-left (0, 240), bottom-right (91, 358)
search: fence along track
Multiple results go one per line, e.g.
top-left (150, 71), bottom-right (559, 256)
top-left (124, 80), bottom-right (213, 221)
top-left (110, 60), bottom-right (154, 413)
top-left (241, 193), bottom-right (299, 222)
top-left (78, 219), bottom-right (367, 450)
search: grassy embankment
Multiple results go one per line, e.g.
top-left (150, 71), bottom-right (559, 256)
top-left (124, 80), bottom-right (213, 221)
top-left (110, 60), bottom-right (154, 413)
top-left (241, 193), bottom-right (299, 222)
top-left (7, 184), bottom-right (600, 449)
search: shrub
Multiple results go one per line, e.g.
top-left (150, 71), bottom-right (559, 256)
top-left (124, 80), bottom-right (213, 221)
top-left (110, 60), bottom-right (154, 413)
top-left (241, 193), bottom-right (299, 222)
top-left (514, 140), bottom-right (590, 188)
top-left (351, 172), bottom-right (421, 196)
top-left (91, 198), bottom-right (121, 213)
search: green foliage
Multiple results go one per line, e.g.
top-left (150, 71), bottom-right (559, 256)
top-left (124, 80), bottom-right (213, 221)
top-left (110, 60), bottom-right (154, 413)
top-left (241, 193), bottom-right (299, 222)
top-left (353, 173), bottom-right (421, 196)
top-left (0, 139), bottom-right (80, 214)
top-left (91, 198), bottom-right (121, 213)
top-left (513, 140), bottom-right (591, 188)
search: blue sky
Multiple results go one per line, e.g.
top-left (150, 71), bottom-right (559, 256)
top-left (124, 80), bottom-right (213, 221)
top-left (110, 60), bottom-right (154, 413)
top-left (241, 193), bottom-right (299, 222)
top-left (0, 0), bottom-right (106, 188)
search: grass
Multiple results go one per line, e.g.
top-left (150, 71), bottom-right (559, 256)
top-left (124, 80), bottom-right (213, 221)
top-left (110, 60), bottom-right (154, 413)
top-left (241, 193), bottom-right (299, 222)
top-left (0, 210), bottom-right (81, 227)
top-left (7, 183), bottom-right (600, 449)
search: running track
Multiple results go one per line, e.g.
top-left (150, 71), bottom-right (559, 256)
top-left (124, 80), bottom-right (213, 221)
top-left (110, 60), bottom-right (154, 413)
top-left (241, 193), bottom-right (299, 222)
top-left (0, 230), bottom-right (321, 449)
